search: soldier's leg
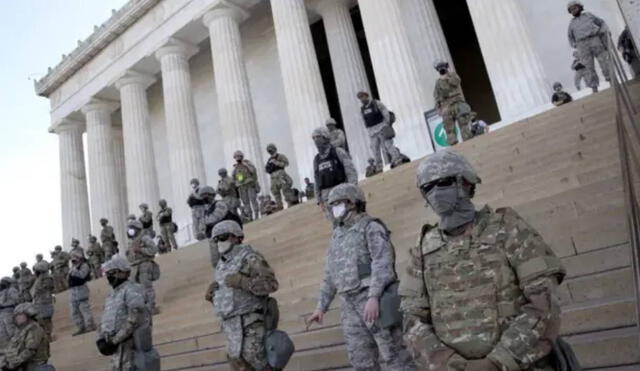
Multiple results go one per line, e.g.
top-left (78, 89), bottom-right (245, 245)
top-left (240, 321), bottom-right (268, 370)
top-left (281, 174), bottom-right (294, 207)
top-left (70, 300), bottom-right (85, 331)
top-left (369, 134), bottom-right (384, 171)
top-left (457, 112), bottom-right (473, 141)
top-left (248, 187), bottom-right (260, 220)
top-left (167, 226), bottom-right (178, 250)
top-left (372, 326), bottom-right (417, 370)
top-left (578, 43), bottom-right (599, 90)
top-left (270, 179), bottom-right (284, 210)
top-left (238, 186), bottom-right (252, 221)
top-left (78, 299), bottom-right (96, 329)
top-left (39, 317), bottom-right (53, 338)
top-left (341, 298), bottom-right (382, 371)
top-left (381, 137), bottom-right (401, 165)
top-left (594, 43), bottom-right (611, 81)
top-left (442, 106), bottom-right (458, 146)
top-left (139, 263), bottom-right (157, 314)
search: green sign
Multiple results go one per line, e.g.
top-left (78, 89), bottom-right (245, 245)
top-left (433, 122), bottom-right (459, 148)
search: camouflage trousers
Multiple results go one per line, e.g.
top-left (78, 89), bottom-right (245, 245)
top-left (576, 36), bottom-right (611, 87)
top-left (222, 313), bottom-right (267, 371)
top-left (222, 196), bottom-right (241, 216)
top-left (441, 100), bottom-right (472, 146)
top-left (36, 303), bottom-right (54, 338)
top-left (270, 170), bottom-right (293, 210)
top-left (133, 262), bottom-right (156, 314)
top-left (574, 68), bottom-right (592, 90)
top-left (70, 299), bottom-right (95, 330)
top-left (0, 309), bottom-right (16, 348)
top-left (160, 223), bottom-right (178, 251)
top-left (103, 242), bottom-right (116, 261)
top-left (369, 123), bottom-right (401, 171)
top-left (192, 205), bottom-right (206, 240)
top-left (53, 267), bottom-right (69, 293)
top-left (238, 184), bottom-right (260, 221)
top-left (89, 259), bottom-right (103, 279)
top-left (340, 290), bottom-right (416, 371)
top-left (111, 337), bottom-right (136, 371)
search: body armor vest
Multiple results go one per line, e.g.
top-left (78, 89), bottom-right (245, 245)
top-left (314, 148), bottom-right (346, 191)
top-left (361, 101), bottom-right (384, 128)
top-left (214, 245), bottom-right (264, 319)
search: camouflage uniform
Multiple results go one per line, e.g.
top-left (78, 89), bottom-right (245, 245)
top-left (327, 125), bottom-right (347, 150)
top-left (213, 243), bottom-right (278, 370)
top-left (365, 159), bottom-right (380, 178)
top-left (51, 248), bottom-right (70, 293)
top-left (157, 202), bottom-right (178, 251)
top-left (139, 206), bottom-right (155, 239)
top-left (127, 228), bottom-right (159, 315)
top-left (266, 151), bottom-right (294, 211)
top-left (18, 265), bottom-right (35, 303)
top-left (232, 155), bottom-right (260, 221)
top-left (259, 196), bottom-right (276, 216)
top-left (360, 99), bottom-right (401, 170)
top-left (434, 69), bottom-right (472, 146)
top-left (568, 10), bottom-right (611, 88)
top-left (0, 278), bottom-right (19, 348)
top-left (69, 256), bottom-right (96, 334)
top-left (304, 180), bottom-right (315, 200)
top-left (31, 262), bottom-right (55, 339)
top-left (100, 222), bottom-right (118, 260)
top-left (0, 304), bottom-right (50, 370)
top-left (218, 170), bottom-right (241, 216)
top-left (87, 239), bottom-right (106, 279)
top-left (188, 182), bottom-right (207, 240)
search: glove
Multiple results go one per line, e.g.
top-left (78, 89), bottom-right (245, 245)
top-left (96, 338), bottom-right (118, 356)
top-left (224, 273), bottom-right (248, 289)
top-left (205, 281), bottom-right (218, 302)
top-left (465, 359), bottom-right (501, 371)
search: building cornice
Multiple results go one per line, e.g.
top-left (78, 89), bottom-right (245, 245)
top-left (34, 0), bottom-right (159, 98)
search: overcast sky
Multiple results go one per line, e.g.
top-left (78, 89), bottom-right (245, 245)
top-left (0, 0), bottom-right (127, 275)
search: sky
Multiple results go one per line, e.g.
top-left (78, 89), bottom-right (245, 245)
top-left (0, 0), bottom-right (127, 275)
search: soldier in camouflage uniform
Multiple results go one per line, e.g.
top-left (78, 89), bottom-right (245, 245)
top-left (126, 220), bottom-right (160, 315)
top-left (0, 277), bottom-right (19, 349)
top-left (365, 158), bottom-right (380, 178)
top-left (11, 268), bottom-right (20, 299)
top-left (326, 118), bottom-right (347, 150)
top-left (18, 262), bottom-right (35, 303)
top-left (100, 218), bottom-right (118, 260)
top-left (188, 178), bottom-right (207, 240)
top-left (218, 168), bottom-right (241, 216)
top-left (31, 261), bottom-right (55, 339)
top-left (157, 199), bottom-right (178, 251)
top-left (357, 91), bottom-right (402, 171)
top-left (71, 238), bottom-right (85, 257)
top-left (258, 195), bottom-right (277, 216)
top-left (139, 203), bottom-right (155, 238)
top-left (98, 256), bottom-right (157, 371)
top-left (206, 221), bottom-right (278, 370)
top-left (399, 151), bottom-right (566, 370)
top-left (303, 177), bottom-right (315, 200)
top-left (232, 151), bottom-right (261, 221)
top-left (51, 245), bottom-right (70, 293)
top-left (0, 303), bottom-right (50, 370)
top-left (265, 144), bottom-right (294, 211)
top-left (567, 1), bottom-right (610, 93)
top-left (433, 60), bottom-right (473, 146)
top-left (307, 184), bottom-right (416, 371)
top-left (87, 235), bottom-right (106, 279)
top-left (69, 250), bottom-right (96, 336)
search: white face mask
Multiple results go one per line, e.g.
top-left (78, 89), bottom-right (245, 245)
top-left (217, 241), bottom-right (233, 254)
top-left (127, 229), bottom-right (137, 238)
top-left (332, 203), bottom-right (347, 219)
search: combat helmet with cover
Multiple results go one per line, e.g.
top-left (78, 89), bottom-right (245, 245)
top-left (212, 220), bottom-right (244, 239)
top-left (416, 151), bottom-right (481, 189)
top-left (328, 183), bottom-right (365, 205)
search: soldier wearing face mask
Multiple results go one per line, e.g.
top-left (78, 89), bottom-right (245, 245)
top-left (205, 221), bottom-right (278, 370)
top-left (433, 60), bottom-right (472, 146)
top-left (126, 220), bottom-right (160, 315)
top-left (187, 178), bottom-right (207, 240)
top-left (307, 183), bottom-right (416, 371)
top-left (399, 151), bottom-right (566, 370)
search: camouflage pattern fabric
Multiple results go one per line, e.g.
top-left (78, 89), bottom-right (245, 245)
top-left (51, 251), bottom-right (70, 293)
top-left (233, 160), bottom-right (260, 221)
top-left (434, 71), bottom-right (472, 145)
top-left (399, 206), bottom-right (565, 370)
top-left (0, 285), bottom-right (19, 348)
top-left (157, 206), bottom-right (178, 251)
top-left (139, 210), bottom-right (155, 238)
top-left (127, 234), bottom-right (159, 314)
top-left (31, 273), bottom-right (55, 338)
top-left (329, 128), bottom-right (347, 150)
top-left (18, 267), bottom-right (35, 303)
top-left (238, 185), bottom-right (259, 221)
top-left (0, 320), bottom-right (49, 369)
top-left (314, 146), bottom-right (358, 223)
top-left (363, 100), bottom-right (400, 170)
top-left (568, 12), bottom-right (611, 83)
top-left (218, 176), bottom-right (241, 215)
top-left (69, 262), bottom-right (95, 331)
top-left (101, 225), bottom-right (117, 260)
top-left (87, 241), bottom-right (106, 278)
top-left (304, 183), bottom-right (315, 200)
top-left (267, 153), bottom-right (294, 210)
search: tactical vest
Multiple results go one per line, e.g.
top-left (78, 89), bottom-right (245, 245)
top-left (234, 162), bottom-right (255, 186)
top-left (5, 322), bottom-right (50, 364)
top-left (159, 210), bottom-right (172, 224)
top-left (361, 100), bottom-right (384, 128)
top-left (314, 147), bottom-right (346, 191)
top-left (141, 213), bottom-right (153, 229)
top-left (101, 282), bottom-right (141, 336)
top-left (214, 245), bottom-right (264, 319)
top-left (418, 213), bottom-right (523, 359)
top-left (128, 236), bottom-right (154, 265)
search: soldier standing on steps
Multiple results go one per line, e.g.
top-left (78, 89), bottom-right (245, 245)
top-left (86, 235), bottom-right (105, 279)
top-left (188, 178), bottom-right (207, 240)
top-left (0, 303), bottom-right (51, 370)
top-left (206, 221), bottom-right (278, 371)
top-left (157, 199), bottom-right (178, 251)
top-left (127, 220), bottom-right (160, 316)
top-left (307, 183), bottom-right (416, 371)
top-left (325, 118), bottom-right (347, 150)
top-left (265, 143), bottom-right (294, 211)
top-left (70, 238), bottom-right (84, 256)
top-left (365, 158), bottom-right (380, 178)
top-left (139, 203), bottom-right (155, 238)
top-left (303, 177), bottom-right (315, 201)
top-left (51, 245), bottom-right (70, 293)
top-left (69, 250), bottom-right (96, 336)
top-left (233, 151), bottom-right (261, 221)
top-left (551, 82), bottom-right (574, 107)
top-left (32, 260), bottom-right (55, 339)
top-left (399, 151), bottom-right (566, 370)
top-left (0, 277), bottom-right (19, 348)
top-left (17, 262), bottom-right (35, 303)
top-left (218, 168), bottom-right (241, 216)
top-left (100, 218), bottom-right (118, 260)
top-left (357, 91), bottom-right (402, 172)
top-left (433, 60), bottom-right (473, 146)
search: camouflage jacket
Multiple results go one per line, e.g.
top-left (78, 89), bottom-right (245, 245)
top-left (434, 71), bottom-right (465, 108)
top-left (69, 262), bottom-right (91, 302)
top-left (217, 177), bottom-right (239, 199)
top-left (18, 269), bottom-right (35, 292)
top-left (214, 244), bottom-right (278, 320)
top-left (31, 274), bottom-right (54, 307)
top-left (0, 286), bottom-right (19, 312)
top-left (232, 160), bottom-right (258, 187)
top-left (51, 252), bottom-right (70, 271)
top-left (100, 280), bottom-right (147, 344)
top-left (100, 225), bottom-right (115, 244)
top-left (329, 129), bottom-right (346, 150)
top-left (2, 321), bottom-right (49, 368)
top-left (305, 183), bottom-right (315, 199)
top-left (157, 207), bottom-right (174, 225)
top-left (317, 214), bottom-right (397, 312)
top-left (568, 12), bottom-right (607, 47)
top-left (399, 206), bottom-right (565, 370)
top-left (266, 153), bottom-right (290, 178)
top-left (127, 234), bottom-right (157, 265)
top-left (86, 242), bottom-right (105, 264)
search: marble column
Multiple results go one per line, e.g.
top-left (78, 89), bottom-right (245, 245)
top-left (115, 71), bottom-right (160, 213)
top-left (155, 38), bottom-right (206, 227)
top-left (358, 0), bottom-right (433, 159)
top-left (467, 0), bottom-right (549, 121)
top-left (202, 4), bottom-right (267, 189)
top-left (112, 125), bottom-right (129, 219)
top-left (82, 98), bottom-right (126, 247)
top-left (53, 119), bottom-right (91, 248)
top-left (312, 0), bottom-right (371, 173)
top-left (271, 0), bottom-right (330, 180)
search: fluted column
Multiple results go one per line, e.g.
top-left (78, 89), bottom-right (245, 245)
top-left (116, 71), bottom-right (160, 213)
top-left (155, 38), bottom-right (206, 227)
top-left (467, 0), bottom-right (549, 121)
top-left (53, 119), bottom-right (91, 248)
top-left (202, 4), bottom-right (268, 189)
top-left (82, 99), bottom-right (126, 247)
top-left (312, 0), bottom-right (371, 173)
top-left (272, 0), bottom-right (330, 180)
top-left (358, 0), bottom-right (433, 159)
top-left (112, 125), bottom-right (128, 219)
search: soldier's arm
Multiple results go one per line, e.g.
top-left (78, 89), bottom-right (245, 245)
top-left (208, 202), bottom-right (230, 226)
top-left (375, 100), bottom-right (391, 125)
top-left (6, 326), bottom-right (44, 367)
top-left (487, 207), bottom-right (566, 371)
top-left (272, 154), bottom-right (289, 168)
top-left (335, 148), bottom-right (358, 185)
top-left (568, 26), bottom-right (576, 48)
top-left (140, 236), bottom-right (158, 257)
top-left (316, 257), bottom-right (337, 313)
top-left (112, 288), bottom-right (146, 344)
top-left (365, 221), bottom-right (396, 299)
top-left (241, 252), bottom-right (279, 296)
top-left (445, 71), bottom-right (462, 87)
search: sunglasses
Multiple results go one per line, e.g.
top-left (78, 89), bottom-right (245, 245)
top-left (421, 177), bottom-right (457, 195)
top-left (214, 234), bottom-right (232, 243)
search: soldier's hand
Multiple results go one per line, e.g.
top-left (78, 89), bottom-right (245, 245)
top-left (364, 297), bottom-right (379, 323)
top-left (464, 359), bottom-right (500, 371)
top-left (305, 310), bottom-right (324, 331)
top-left (204, 282), bottom-right (217, 302)
top-left (224, 273), bottom-right (246, 289)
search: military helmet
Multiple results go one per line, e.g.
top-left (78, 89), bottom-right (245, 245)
top-left (1, 277), bottom-right (14, 285)
top-left (433, 59), bottom-right (449, 70)
top-left (102, 256), bottom-right (131, 273)
top-left (312, 127), bottom-right (331, 140)
top-left (14, 303), bottom-right (38, 318)
top-left (71, 238), bottom-right (79, 245)
top-left (12, 267), bottom-right (19, 273)
top-left (128, 220), bottom-right (143, 230)
top-left (416, 151), bottom-right (481, 188)
top-left (139, 203), bottom-right (149, 209)
top-left (199, 185), bottom-right (216, 196)
top-left (328, 183), bottom-right (366, 205)
top-left (190, 178), bottom-right (200, 186)
top-left (89, 234), bottom-right (97, 242)
top-left (33, 261), bottom-right (50, 273)
top-left (266, 143), bottom-right (277, 152)
top-left (553, 82), bottom-right (563, 90)
top-left (356, 91), bottom-right (369, 98)
top-left (159, 199), bottom-right (167, 207)
top-left (567, 1), bottom-right (583, 10)
top-left (100, 217), bottom-right (108, 224)
top-left (127, 213), bottom-right (136, 221)
top-left (325, 118), bottom-right (337, 126)
top-left (218, 168), bottom-right (228, 176)
top-left (233, 150), bottom-right (244, 159)
top-left (54, 245), bottom-right (62, 251)
top-left (212, 220), bottom-right (244, 238)
top-left (36, 253), bottom-right (43, 259)
top-left (20, 262), bottom-right (27, 268)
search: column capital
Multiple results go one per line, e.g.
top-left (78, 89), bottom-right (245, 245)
top-left (81, 98), bottom-right (119, 115)
top-left (309, 0), bottom-right (354, 16)
top-left (115, 70), bottom-right (157, 90)
top-left (155, 37), bottom-right (199, 61)
top-left (49, 118), bottom-right (85, 134)
top-left (202, 1), bottom-right (250, 26)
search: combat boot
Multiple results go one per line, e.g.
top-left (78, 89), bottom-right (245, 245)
top-left (72, 327), bottom-right (85, 336)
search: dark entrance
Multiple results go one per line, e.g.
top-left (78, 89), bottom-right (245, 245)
top-left (433, 0), bottom-right (501, 123)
